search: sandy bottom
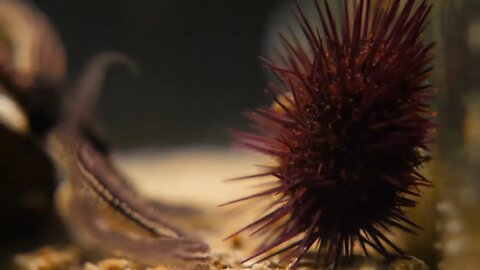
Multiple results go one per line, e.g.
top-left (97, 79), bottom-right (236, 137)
top-left (14, 147), bottom-right (430, 270)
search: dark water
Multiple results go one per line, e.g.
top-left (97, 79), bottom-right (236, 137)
top-left (35, 0), bottom-right (283, 148)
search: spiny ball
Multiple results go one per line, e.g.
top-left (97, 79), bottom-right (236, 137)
top-left (227, 0), bottom-right (435, 268)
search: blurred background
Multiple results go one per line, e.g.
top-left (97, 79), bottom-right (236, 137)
top-left (35, 0), bottom-right (284, 148)
top-left (0, 0), bottom-right (289, 267)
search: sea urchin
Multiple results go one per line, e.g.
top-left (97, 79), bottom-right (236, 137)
top-left (226, 0), bottom-right (435, 268)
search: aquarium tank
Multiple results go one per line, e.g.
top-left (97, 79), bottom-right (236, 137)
top-left (0, 0), bottom-right (479, 270)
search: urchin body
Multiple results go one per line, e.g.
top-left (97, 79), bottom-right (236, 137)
top-left (228, 0), bottom-right (434, 268)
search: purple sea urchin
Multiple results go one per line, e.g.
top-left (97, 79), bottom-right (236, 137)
top-left (227, 0), bottom-right (435, 268)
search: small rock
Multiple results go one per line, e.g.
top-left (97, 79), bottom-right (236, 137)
top-left (82, 258), bottom-right (142, 270)
top-left (13, 246), bottom-right (80, 270)
top-left (388, 257), bottom-right (429, 270)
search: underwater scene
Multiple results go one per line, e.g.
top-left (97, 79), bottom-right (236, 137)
top-left (0, 0), bottom-right (479, 269)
